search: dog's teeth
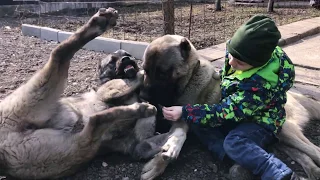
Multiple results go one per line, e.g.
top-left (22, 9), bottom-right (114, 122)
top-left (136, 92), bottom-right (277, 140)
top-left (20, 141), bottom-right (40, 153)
top-left (124, 65), bottom-right (134, 73)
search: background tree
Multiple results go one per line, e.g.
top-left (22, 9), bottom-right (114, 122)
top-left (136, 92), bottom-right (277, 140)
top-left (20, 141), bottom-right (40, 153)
top-left (162, 0), bottom-right (175, 35)
top-left (215, 0), bottom-right (222, 11)
top-left (267, 0), bottom-right (275, 12)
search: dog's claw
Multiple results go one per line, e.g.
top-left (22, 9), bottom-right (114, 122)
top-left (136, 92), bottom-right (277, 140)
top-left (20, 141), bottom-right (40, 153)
top-left (99, 8), bottom-right (106, 13)
top-left (141, 154), bottom-right (168, 180)
top-left (161, 153), bottom-right (171, 161)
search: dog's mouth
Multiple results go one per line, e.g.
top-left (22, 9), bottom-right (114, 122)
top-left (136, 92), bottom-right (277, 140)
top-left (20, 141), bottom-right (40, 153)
top-left (124, 65), bottom-right (135, 73)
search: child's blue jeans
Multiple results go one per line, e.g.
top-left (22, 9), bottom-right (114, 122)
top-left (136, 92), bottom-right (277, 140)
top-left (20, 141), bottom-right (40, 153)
top-left (190, 122), bottom-right (292, 180)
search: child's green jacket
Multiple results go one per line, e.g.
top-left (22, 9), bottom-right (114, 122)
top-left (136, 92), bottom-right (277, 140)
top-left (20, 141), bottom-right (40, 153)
top-left (181, 45), bottom-right (295, 134)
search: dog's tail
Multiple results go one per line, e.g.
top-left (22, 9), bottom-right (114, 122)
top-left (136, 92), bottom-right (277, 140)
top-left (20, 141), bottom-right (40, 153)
top-left (288, 91), bottom-right (320, 120)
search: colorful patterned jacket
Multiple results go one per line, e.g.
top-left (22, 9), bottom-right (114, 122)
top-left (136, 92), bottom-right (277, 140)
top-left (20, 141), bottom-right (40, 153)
top-left (181, 44), bottom-right (295, 134)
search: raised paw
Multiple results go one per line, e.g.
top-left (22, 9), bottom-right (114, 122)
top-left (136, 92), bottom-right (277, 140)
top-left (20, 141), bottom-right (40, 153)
top-left (141, 153), bottom-right (168, 180)
top-left (88, 7), bottom-right (119, 34)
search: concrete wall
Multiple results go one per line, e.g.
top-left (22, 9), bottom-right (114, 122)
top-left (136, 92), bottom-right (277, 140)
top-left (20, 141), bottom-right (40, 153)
top-left (21, 24), bottom-right (149, 59)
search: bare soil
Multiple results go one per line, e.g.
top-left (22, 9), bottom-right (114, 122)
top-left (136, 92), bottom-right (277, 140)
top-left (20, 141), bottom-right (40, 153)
top-left (0, 17), bottom-right (319, 180)
top-left (16, 2), bottom-right (320, 49)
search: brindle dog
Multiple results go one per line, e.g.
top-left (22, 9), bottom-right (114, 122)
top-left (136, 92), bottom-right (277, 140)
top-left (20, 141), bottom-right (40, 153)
top-left (96, 49), bottom-right (171, 161)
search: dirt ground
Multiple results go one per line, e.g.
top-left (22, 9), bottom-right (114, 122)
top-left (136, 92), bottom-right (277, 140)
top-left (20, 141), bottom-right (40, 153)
top-left (16, 2), bottom-right (320, 49)
top-left (0, 19), bottom-right (319, 180)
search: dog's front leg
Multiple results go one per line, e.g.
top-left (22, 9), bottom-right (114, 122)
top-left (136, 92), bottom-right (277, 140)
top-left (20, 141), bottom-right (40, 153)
top-left (97, 70), bottom-right (144, 103)
top-left (141, 120), bottom-right (188, 180)
top-left (161, 121), bottom-right (188, 160)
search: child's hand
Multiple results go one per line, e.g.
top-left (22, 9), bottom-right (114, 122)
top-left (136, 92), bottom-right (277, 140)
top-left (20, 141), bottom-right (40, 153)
top-left (162, 106), bottom-right (183, 121)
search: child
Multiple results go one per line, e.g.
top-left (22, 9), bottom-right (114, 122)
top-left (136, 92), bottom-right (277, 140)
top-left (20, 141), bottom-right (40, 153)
top-left (162, 15), bottom-right (303, 180)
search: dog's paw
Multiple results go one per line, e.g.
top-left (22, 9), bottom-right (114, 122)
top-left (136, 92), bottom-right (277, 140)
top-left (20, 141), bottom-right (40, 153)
top-left (89, 7), bottom-right (119, 33)
top-left (307, 166), bottom-right (320, 180)
top-left (137, 102), bottom-right (157, 118)
top-left (161, 128), bottom-right (186, 160)
top-left (141, 153), bottom-right (168, 180)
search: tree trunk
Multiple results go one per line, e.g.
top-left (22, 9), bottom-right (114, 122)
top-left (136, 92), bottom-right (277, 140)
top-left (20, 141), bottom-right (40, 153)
top-left (162, 0), bottom-right (175, 35)
top-left (267, 0), bottom-right (275, 12)
top-left (215, 0), bottom-right (222, 11)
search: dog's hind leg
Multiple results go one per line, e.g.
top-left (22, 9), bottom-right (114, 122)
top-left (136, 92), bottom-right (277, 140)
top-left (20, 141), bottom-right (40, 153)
top-left (0, 8), bottom-right (118, 129)
top-left (1, 102), bottom-right (155, 179)
top-left (296, 129), bottom-right (320, 152)
top-left (276, 144), bottom-right (320, 180)
top-left (278, 121), bottom-right (320, 167)
top-left (132, 132), bottom-right (171, 160)
top-left (80, 102), bottom-right (157, 142)
top-left (99, 115), bottom-right (166, 160)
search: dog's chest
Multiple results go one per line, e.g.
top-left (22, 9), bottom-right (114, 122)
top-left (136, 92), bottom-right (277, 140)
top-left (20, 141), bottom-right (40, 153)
top-left (67, 91), bottom-right (108, 116)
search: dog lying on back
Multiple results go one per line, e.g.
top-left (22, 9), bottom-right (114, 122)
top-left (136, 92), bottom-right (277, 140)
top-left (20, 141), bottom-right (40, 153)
top-left (0, 8), bottom-right (163, 180)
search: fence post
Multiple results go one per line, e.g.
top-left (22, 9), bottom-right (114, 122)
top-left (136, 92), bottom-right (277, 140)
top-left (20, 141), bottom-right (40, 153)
top-left (162, 0), bottom-right (175, 35)
top-left (188, 1), bottom-right (193, 39)
top-left (215, 0), bottom-right (222, 11)
top-left (267, 0), bottom-right (275, 12)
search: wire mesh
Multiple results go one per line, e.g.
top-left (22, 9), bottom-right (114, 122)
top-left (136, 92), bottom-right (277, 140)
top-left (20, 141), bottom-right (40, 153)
top-left (5, 0), bottom-right (320, 49)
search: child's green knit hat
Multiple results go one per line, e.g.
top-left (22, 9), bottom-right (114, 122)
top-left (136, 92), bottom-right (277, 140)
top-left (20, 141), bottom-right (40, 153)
top-left (227, 15), bottom-right (281, 67)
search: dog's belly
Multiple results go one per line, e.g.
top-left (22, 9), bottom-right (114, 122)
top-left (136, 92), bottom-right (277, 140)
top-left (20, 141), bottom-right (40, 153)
top-left (46, 91), bottom-right (107, 131)
top-left (70, 91), bottom-right (107, 114)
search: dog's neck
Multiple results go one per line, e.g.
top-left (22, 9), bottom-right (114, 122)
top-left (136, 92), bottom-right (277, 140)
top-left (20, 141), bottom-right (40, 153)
top-left (176, 60), bottom-right (200, 97)
top-left (0, 151), bottom-right (4, 168)
top-left (0, 134), bottom-right (6, 166)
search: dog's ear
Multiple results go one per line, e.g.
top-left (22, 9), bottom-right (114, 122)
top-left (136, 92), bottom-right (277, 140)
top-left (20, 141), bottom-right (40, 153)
top-left (180, 38), bottom-right (191, 59)
top-left (97, 56), bottom-right (105, 78)
top-left (97, 59), bottom-right (102, 72)
top-left (109, 54), bottom-right (119, 63)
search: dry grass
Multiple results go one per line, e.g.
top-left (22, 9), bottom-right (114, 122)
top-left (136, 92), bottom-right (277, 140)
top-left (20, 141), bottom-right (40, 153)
top-left (22, 1), bottom-right (320, 49)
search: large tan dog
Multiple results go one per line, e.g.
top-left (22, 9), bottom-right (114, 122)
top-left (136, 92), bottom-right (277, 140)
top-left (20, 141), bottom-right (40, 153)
top-left (0, 8), bottom-right (160, 179)
top-left (139, 34), bottom-right (320, 180)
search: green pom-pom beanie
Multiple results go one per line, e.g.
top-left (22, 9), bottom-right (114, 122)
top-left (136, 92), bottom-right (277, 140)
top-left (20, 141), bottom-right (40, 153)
top-left (227, 15), bottom-right (281, 67)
